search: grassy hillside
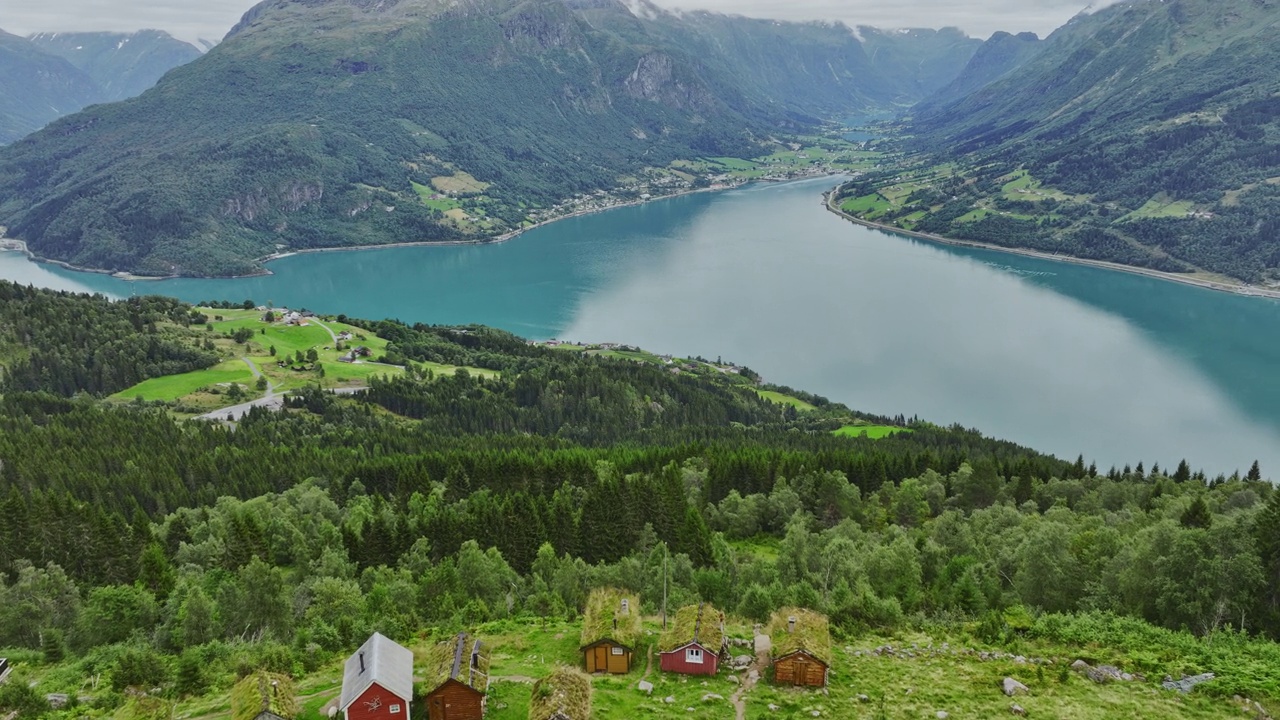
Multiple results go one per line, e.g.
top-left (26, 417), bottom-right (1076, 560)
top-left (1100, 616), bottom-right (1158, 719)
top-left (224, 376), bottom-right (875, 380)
top-left (884, 0), bottom-right (1280, 283)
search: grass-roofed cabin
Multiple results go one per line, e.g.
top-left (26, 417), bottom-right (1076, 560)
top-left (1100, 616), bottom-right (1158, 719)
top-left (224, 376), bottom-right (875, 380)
top-left (579, 588), bottom-right (641, 674)
top-left (768, 608), bottom-right (831, 688)
top-left (658, 603), bottom-right (727, 676)
top-left (528, 667), bottom-right (592, 720)
top-left (423, 632), bottom-right (490, 720)
top-left (231, 672), bottom-right (298, 720)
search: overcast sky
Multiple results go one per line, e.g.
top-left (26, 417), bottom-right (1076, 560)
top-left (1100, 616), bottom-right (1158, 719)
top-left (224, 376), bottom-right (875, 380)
top-left (2, 0), bottom-right (1107, 47)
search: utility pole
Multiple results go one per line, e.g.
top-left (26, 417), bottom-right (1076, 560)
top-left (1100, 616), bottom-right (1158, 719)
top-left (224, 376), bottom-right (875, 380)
top-left (662, 541), bottom-right (669, 630)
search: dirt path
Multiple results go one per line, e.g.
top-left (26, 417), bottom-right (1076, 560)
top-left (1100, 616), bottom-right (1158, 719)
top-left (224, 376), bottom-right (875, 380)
top-left (730, 631), bottom-right (771, 720)
top-left (641, 642), bottom-right (655, 683)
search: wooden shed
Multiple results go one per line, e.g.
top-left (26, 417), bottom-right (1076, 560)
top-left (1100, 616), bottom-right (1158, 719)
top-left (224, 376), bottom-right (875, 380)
top-left (767, 608), bottom-right (831, 688)
top-left (340, 633), bottom-right (415, 720)
top-left (423, 632), bottom-right (490, 720)
top-left (579, 588), bottom-right (641, 674)
top-left (231, 672), bottom-right (298, 720)
top-left (658, 603), bottom-right (727, 676)
top-left (528, 667), bottom-right (592, 720)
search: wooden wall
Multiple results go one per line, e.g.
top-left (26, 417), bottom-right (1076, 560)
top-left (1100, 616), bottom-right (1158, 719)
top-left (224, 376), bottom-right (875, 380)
top-left (345, 683), bottom-right (412, 720)
top-left (425, 679), bottom-right (484, 720)
top-left (772, 651), bottom-right (827, 687)
top-left (583, 642), bottom-right (631, 674)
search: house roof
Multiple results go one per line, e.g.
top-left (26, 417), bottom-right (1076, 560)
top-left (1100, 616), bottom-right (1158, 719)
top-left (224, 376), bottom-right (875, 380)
top-left (339, 633), bottom-right (415, 711)
top-left (658, 603), bottom-right (725, 653)
top-left (579, 588), bottom-right (642, 650)
top-left (231, 672), bottom-right (297, 720)
top-left (423, 633), bottom-right (490, 694)
top-left (528, 666), bottom-right (592, 720)
top-left (767, 608), bottom-right (832, 666)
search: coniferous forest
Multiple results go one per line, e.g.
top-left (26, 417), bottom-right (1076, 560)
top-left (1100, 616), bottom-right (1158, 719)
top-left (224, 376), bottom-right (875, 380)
top-left (1, 283), bottom-right (1279, 715)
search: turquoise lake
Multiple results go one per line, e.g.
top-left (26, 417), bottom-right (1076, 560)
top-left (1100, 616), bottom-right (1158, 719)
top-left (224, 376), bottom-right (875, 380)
top-left (3, 175), bottom-right (1279, 475)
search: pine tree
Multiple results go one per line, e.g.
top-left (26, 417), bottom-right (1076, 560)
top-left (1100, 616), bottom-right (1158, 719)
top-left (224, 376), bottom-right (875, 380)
top-left (1247, 460), bottom-right (1262, 483)
top-left (1174, 459), bottom-right (1192, 484)
top-left (1180, 496), bottom-right (1212, 529)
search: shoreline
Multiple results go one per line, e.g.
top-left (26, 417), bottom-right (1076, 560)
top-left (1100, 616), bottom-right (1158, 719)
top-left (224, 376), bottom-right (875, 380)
top-left (2, 178), bottom-right (771, 281)
top-left (822, 190), bottom-right (1280, 301)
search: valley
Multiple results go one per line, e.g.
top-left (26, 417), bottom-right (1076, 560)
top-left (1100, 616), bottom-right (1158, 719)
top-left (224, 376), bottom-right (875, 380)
top-left (1, 0), bottom-right (1280, 719)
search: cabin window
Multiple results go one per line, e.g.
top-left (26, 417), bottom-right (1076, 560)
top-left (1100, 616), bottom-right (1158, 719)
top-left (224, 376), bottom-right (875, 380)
top-left (686, 648), bottom-right (703, 664)
top-left (390, 705), bottom-right (401, 714)
top-left (611, 647), bottom-right (625, 656)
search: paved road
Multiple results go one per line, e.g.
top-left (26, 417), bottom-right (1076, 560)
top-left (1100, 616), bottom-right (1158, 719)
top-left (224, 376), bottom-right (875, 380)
top-left (196, 383), bottom-right (367, 423)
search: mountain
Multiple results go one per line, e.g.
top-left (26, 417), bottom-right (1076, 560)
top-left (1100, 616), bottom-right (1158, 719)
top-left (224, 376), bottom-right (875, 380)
top-left (857, 26), bottom-right (984, 101)
top-left (914, 30), bottom-right (1041, 113)
top-left (898, 0), bottom-right (1280, 282)
top-left (27, 30), bottom-right (202, 101)
top-left (0, 0), bottom-right (977, 278)
top-left (0, 30), bottom-right (104, 144)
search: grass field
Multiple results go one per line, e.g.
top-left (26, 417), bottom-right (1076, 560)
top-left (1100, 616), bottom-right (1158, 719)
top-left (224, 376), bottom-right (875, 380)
top-left (834, 424), bottom-right (910, 439)
top-left (113, 359), bottom-right (255, 402)
top-left (431, 171), bottom-right (490, 195)
top-left (955, 208), bottom-right (990, 223)
top-left (842, 193), bottom-right (891, 216)
top-left (1124, 194), bottom-right (1196, 220)
top-left (754, 389), bottom-right (817, 411)
top-left (153, 616), bottom-right (1273, 720)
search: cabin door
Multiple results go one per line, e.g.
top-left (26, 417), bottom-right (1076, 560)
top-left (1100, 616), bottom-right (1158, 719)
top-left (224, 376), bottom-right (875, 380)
top-left (429, 696), bottom-right (445, 720)
top-left (791, 659), bottom-right (809, 686)
top-left (594, 646), bottom-right (609, 672)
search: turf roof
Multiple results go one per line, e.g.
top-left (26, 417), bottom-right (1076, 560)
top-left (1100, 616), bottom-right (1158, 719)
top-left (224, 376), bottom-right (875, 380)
top-left (230, 672), bottom-right (298, 720)
top-left (423, 632), bottom-right (490, 693)
top-left (579, 587), bottom-right (642, 649)
top-left (768, 607), bottom-right (832, 666)
top-left (658, 603), bottom-right (725, 653)
top-left (528, 666), bottom-right (592, 720)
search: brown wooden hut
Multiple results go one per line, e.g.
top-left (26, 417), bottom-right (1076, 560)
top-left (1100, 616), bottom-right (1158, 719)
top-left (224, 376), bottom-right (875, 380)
top-left (767, 608), bottom-right (831, 688)
top-left (423, 633), bottom-right (490, 720)
top-left (579, 588), bottom-right (641, 674)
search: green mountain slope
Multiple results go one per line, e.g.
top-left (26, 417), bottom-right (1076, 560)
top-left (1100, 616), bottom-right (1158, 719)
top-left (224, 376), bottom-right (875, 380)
top-left (0, 0), bottom-right (977, 278)
top-left (27, 30), bottom-right (202, 101)
top-left (898, 0), bottom-right (1280, 282)
top-left (0, 30), bottom-right (104, 144)
top-left (914, 30), bottom-right (1041, 113)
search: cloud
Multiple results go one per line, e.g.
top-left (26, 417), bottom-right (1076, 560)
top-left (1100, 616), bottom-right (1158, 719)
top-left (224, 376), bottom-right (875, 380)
top-left (0, 0), bottom-right (1103, 46)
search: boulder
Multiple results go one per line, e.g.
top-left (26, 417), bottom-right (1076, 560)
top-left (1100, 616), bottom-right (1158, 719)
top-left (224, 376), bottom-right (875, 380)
top-left (727, 675), bottom-right (739, 685)
top-left (1161, 673), bottom-right (1215, 693)
top-left (702, 693), bottom-right (724, 701)
top-left (857, 694), bottom-right (870, 703)
top-left (1087, 665), bottom-right (1129, 684)
top-left (768, 704), bottom-right (780, 712)
top-left (663, 696), bottom-right (675, 704)
top-left (732, 655), bottom-right (753, 669)
top-left (936, 712), bottom-right (950, 719)
top-left (748, 670), bottom-right (760, 682)
top-left (638, 680), bottom-right (654, 694)
top-left (1010, 704), bottom-right (1026, 716)
top-left (1070, 659), bottom-right (1090, 672)
top-left (1002, 678), bottom-right (1029, 697)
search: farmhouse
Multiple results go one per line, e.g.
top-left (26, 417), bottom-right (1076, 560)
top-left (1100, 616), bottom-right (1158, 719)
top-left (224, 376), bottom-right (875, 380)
top-left (423, 632), bottom-right (490, 720)
top-left (579, 588), bottom-right (641, 674)
top-left (658, 603), bottom-right (727, 676)
top-left (528, 667), bottom-right (592, 720)
top-left (768, 608), bottom-right (831, 688)
top-left (340, 633), bottom-right (415, 720)
top-left (231, 671), bottom-right (298, 720)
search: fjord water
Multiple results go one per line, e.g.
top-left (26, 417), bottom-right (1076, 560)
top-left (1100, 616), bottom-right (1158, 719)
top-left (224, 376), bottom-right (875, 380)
top-left (3, 176), bottom-right (1279, 474)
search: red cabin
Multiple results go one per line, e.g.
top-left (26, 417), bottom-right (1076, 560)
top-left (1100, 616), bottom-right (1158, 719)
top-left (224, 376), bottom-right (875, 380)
top-left (658, 603), bottom-right (727, 676)
top-left (340, 634), bottom-right (415, 720)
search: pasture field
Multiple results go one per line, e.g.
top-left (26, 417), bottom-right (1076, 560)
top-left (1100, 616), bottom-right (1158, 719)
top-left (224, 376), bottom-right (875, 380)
top-left (151, 616), bottom-right (1274, 720)
top-left (833, 424), bottom-right (911, 439)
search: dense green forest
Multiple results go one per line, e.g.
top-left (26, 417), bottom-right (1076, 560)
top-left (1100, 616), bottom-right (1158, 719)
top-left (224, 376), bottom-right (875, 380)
top-left (885, 0), bottom-right (1280, 282)
top-left (0, 284), bottom-right (1278, 716)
